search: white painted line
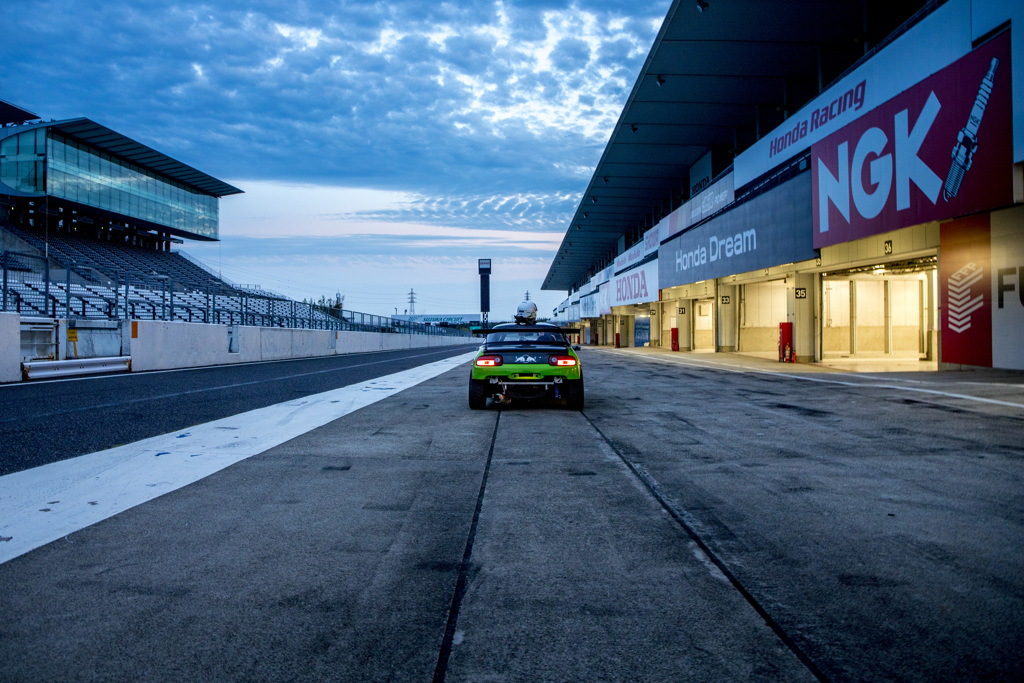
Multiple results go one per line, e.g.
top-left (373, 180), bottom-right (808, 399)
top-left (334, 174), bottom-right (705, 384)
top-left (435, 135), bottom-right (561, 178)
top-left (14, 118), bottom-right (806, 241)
top-left (0, 351), bottom-right (475, 565)
top-left (611, 350), bottom-right (1024, 410)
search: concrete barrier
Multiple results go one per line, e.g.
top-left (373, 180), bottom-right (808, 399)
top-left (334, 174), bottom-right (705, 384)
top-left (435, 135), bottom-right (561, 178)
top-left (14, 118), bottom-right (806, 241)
top-left (0, 312), bottom-right (19, 383)
top-left (0, 316), bottom-right (476, 380)
top-left (260, 327), bottom-right (335, 361)
top-left (128, 319), bottom-right (476, 373)
top-left (130, 320), bottom-right (252, 372)
top-left (65, 320), bottom-right (126, 360)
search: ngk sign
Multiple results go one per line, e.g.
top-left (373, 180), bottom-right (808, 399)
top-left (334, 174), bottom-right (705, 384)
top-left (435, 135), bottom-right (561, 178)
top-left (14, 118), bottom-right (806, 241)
top-left (812, 32), bottom-right (1011, 249)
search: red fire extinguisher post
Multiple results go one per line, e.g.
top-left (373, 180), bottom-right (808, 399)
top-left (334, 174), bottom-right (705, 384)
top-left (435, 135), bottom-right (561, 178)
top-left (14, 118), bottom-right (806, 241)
top-left (615, 332), bottom-right (621, 348)
top-left (670, 328), bottom-right (679, 352)
top-left (778, 322), bottom-right (795, 362)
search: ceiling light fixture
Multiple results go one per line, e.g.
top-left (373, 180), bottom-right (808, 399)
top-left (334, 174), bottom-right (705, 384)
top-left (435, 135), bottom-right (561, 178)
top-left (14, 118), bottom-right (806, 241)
top-left (603, 176), bottom-right (609, 184)
top-left (631, 123), bottom-right (638, 133)
top-left (697, 0), bottom-right (709, 12)
top-left (656, 75), bottom-right (666, 86)
top-left (591, 196), bottom-right (598, 203)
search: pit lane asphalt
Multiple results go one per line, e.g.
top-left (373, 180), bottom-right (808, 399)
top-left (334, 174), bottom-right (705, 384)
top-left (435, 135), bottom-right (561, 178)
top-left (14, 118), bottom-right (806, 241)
top-left (0, 345), bottom-right (473, 476)
top-left (2, 348), bottom-right (1023, 681)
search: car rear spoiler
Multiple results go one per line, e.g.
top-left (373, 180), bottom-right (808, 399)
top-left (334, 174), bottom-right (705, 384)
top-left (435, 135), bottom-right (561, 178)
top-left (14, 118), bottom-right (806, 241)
top-left (471, 325), bottom-right (580, 336)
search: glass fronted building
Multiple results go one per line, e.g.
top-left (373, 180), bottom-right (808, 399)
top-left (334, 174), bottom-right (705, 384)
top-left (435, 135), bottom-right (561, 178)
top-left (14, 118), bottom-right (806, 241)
top-left (0, 117), bottom-right (240, 242)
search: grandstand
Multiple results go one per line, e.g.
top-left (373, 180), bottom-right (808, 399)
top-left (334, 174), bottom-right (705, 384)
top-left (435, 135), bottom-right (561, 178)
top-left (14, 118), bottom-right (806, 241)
top-left (0, 100), bottom-right (464, 339)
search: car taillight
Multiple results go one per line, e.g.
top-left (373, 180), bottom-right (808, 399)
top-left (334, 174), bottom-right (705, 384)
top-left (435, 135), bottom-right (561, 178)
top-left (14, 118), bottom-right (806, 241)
top-left (549, 355), bottom-right (577, 367)
top-left (475, 355), bottom-right (502, 367)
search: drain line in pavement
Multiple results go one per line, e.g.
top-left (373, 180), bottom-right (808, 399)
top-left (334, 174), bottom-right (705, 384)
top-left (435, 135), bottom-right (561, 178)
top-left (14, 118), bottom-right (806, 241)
top-left (582, 412), bottom-right (830, 683)
top-left (432, 410), bottom-right (501, 682)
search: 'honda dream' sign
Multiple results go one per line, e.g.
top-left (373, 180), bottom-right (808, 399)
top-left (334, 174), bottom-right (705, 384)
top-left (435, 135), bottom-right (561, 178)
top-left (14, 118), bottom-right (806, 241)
top-left (675, 229), bottom-right (757, 273)
top-left (659, 173), bottom-right (817, 289)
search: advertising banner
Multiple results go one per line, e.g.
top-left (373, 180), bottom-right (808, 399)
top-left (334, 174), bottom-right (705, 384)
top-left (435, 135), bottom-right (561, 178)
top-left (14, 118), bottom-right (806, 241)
top-left (659, 173), bottom-right (816, 289)
top-left (609, 260), bottom-right (659, 308)
top-left (735, 0), bottom-right (972, 187)
top-left (689, 150), bottom-right (713, 197)
top-left (684, 172), bottom-right (735, 233)
top-left (940, 215), bottom-right (992, 367)
top-left (598, 283), bottom-right (611, 316)
top-left (395, 314), bottom-right (480, 324)
top-left (991, 212), bottom-right (1024, 370)
top-left (940, 209), bottom-right (1024, 370)
top-left (580, 292), bottom-right (598, 319)
top-left (812, 32), bottom-right (1012, 249)
top-left (592, 265), bottom-right (613, 287)
top-left (614, 225), bottom-right (662, 273)
top-left (658, 172), bottom-right (736, 243)
top-left (614, 244), bottom-right (645, 274)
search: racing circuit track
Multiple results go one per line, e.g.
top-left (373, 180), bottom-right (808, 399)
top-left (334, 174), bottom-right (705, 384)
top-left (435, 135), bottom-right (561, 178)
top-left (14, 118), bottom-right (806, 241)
top-left (2, 347), bottom-right (1023, 681)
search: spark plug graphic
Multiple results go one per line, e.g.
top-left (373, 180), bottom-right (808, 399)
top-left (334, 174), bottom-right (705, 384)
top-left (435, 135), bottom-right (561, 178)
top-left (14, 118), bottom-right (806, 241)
top-left (944, 57), bottom-right (999, 201)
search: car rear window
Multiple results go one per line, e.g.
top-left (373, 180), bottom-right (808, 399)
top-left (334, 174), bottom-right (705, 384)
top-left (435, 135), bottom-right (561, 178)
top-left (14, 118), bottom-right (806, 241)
top-left (488, 332), bottom-right (564, 343)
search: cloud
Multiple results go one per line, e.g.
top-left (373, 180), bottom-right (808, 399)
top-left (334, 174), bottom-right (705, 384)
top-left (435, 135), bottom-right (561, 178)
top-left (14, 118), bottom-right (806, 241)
top-left (216, 180), bottom-right (574, 237)
top-left (549, 37), bottom-right (592, 72)
top-left (1, 0), bottom-right (670, 312)
top-left (1, 0), bottom-right (667, 201)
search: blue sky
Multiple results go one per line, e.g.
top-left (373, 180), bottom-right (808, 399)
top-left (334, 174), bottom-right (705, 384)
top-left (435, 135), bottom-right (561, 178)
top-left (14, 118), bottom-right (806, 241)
top-left (2, 0), bottom-right (668, 317)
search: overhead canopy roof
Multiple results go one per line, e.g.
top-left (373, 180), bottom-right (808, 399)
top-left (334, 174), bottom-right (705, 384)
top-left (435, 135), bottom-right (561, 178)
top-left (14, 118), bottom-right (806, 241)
top-left (0, 99), bottom-right (39, 125)
top-left (542, 0), bottom-right (930, 291)
top-left (50, 118), bottom-right (243, 198)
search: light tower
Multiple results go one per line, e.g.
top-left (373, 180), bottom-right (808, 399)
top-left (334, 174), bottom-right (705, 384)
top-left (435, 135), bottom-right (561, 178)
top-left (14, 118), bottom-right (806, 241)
top-left (478, 259), bottom-right (491, 329)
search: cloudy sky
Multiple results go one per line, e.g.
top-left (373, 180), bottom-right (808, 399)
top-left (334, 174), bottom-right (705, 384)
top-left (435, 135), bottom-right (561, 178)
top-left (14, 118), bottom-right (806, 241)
top-left (2, 0), bottom-right (668, 318)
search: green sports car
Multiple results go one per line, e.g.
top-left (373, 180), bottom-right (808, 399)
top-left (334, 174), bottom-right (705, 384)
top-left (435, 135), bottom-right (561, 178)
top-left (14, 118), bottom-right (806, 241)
top-left (469, 323), bottom-right (584, 410)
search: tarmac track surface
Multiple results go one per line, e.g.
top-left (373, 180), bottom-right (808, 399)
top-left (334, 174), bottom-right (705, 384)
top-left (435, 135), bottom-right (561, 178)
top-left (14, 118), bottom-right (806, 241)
top-left (2, 348), bottom-right (1023, 681)
top-left (0, 345), bottom-right (472, 476)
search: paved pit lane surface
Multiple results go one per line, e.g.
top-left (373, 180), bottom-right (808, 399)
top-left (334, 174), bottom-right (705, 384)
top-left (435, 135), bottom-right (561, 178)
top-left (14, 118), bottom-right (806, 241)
top-left (1, 348), bottom-right (1022, 681)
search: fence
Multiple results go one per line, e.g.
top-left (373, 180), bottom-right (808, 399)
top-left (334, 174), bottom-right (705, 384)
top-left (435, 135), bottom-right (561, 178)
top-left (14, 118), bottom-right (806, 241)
top-left (0, 251), bottom-right (469, 338)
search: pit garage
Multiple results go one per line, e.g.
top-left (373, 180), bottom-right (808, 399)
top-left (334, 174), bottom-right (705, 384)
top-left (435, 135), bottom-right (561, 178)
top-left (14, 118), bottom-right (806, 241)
top-left (738, 280), bottom-right (788, 358)
top-left (820, 259), bottom-right (937, 360)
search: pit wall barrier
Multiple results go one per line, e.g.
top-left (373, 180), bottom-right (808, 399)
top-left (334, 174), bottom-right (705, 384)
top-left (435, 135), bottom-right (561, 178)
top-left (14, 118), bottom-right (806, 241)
top-left (128, 320), bottom-right (477, 373)
top-left (0, 316), bottom-right (477, 381)
top-left (0, 312), bottom-right (19, 383)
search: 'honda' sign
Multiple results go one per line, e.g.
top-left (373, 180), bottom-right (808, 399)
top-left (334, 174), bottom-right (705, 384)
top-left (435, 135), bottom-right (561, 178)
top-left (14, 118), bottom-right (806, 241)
top-left (812, 31), bottom-right (1011, 249)
top-left (609, 260), bottom-right (659, 308)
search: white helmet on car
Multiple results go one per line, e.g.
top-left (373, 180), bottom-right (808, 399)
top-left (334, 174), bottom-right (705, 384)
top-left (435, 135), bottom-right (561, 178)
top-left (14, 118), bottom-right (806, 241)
top-left (514, 300), bottom-right (538, 324)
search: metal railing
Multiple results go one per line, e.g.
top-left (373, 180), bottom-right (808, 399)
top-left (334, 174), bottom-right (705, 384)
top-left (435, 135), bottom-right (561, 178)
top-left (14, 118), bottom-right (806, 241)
top-left (1, 251), bottom-right (470, 337)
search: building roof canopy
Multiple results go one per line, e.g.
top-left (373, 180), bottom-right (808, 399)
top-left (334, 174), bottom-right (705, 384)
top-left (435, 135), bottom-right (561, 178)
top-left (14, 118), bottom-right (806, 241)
top-left (51, 118), bottom-right (242, 198)
top-left (543, 0), bottom-right (928, 291)
top-left (0, 99), bottom-right (39, 125)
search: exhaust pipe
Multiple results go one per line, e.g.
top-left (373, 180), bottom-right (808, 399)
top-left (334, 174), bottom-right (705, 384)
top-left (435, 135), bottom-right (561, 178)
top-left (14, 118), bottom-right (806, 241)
top-left (493, 393), bottom-right (507, 405)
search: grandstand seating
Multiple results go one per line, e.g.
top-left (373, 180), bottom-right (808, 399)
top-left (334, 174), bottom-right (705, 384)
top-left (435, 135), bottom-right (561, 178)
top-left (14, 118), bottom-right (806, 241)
top-left (1, 220), bottom-right (233, 294)
top-left (2, 276), bottom-right (351, 327)
top-left (0, 219), bottom-right (466, 336)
